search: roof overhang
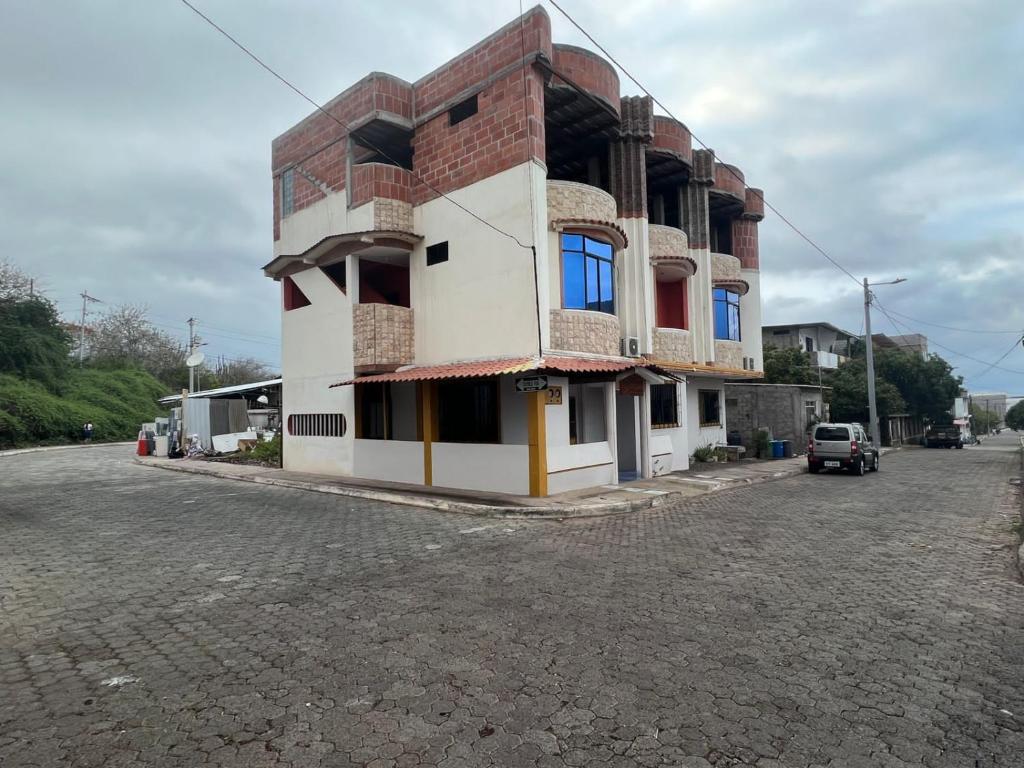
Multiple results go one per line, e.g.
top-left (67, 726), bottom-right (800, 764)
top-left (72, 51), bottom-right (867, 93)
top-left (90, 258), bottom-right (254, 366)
top-left (264, 230), bottom-right (421, 279)
top-left (330, 355), bottom-right (675, 387)
top-left (713, 278), bottom-right (751, 296)
top-left (550, 218), bottom-right (628, 251)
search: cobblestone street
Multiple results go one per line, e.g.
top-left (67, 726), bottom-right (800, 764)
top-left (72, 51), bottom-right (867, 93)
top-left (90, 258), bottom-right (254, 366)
top-left (2, 438), bottom-right (1023, 767)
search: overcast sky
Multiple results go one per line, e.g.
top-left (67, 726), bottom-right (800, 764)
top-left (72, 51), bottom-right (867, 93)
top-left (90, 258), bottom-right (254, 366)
top-left (2, 0), bottom-right (1021, 393)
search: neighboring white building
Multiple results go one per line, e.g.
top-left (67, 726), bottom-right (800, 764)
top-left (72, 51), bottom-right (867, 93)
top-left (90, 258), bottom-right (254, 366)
top-left (263, 7), bottom-right (763, 496)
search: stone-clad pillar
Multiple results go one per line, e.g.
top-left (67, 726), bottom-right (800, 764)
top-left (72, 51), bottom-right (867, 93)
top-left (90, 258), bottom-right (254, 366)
top-left (608, 96), bottom-right (653, 218)
top-left (679, 149), bottom-right (715, 249)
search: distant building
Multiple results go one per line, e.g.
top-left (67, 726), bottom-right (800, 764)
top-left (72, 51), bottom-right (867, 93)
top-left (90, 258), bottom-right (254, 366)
top-left (971, 392), bottom-right (1008, 428)
top-left (871, 333), bottom-right (929, 359)
top-left (761, 322), bottom-right (857, 370)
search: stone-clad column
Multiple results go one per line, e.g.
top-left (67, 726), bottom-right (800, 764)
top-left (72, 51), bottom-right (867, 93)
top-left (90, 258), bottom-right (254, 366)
top-left (679, 149), bottom-right (715, 249)
top-left (608, 96), bottom-right (653, 218)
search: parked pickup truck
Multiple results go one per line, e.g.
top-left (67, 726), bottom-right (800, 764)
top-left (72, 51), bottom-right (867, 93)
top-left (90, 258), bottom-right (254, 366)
top-left (923, 425), bottom-right (963, 449)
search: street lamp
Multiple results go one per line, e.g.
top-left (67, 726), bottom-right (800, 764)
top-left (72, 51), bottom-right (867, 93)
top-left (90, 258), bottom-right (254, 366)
top-left (863, 276), bottom-right (907, 449)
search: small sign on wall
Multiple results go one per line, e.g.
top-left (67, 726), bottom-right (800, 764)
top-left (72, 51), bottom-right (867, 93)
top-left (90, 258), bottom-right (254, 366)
top-left (546, 386), bottom-right (562, 406)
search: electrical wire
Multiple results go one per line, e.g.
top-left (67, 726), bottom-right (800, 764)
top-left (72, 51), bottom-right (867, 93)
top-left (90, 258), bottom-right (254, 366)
top-left (878, 306), bottom-right (1020, 336)
top-left (178, 0), bottom-right (533, 252)
top-left (546, 0), bottom-right (863, 289)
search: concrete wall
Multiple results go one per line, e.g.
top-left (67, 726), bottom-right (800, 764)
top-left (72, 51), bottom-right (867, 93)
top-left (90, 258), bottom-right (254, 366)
top-left (725, 384), bottom-right (824, 450)
top-left (740, 268), bottom-right (763, 370)
top-left (687, 379), bottom-right (727, 454)
top-left (353, 439), bottom-right (424, 484)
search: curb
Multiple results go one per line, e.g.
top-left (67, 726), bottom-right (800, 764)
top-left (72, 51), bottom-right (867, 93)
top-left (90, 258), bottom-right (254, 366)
top-left (0, 442), bottom-right (134, 459)
top-left (134, 458), bottom-right (808, 519)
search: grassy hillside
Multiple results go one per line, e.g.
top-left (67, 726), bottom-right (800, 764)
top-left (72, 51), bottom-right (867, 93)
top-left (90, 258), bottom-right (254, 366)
top-left (0, 368), bottom-right (166, 448)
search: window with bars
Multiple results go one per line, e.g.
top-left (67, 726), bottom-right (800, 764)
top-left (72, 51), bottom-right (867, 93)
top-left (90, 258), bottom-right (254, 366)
top-left (287, 413), bottom-right (347, 437)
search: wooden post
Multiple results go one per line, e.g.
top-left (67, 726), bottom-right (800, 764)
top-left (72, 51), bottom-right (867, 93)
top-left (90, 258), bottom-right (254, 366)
top-left (527, 389), bottom-right (548, 497)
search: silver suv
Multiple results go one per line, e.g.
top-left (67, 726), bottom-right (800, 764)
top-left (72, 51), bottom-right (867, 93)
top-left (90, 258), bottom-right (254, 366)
top-left (807, 423), bottom-right (879, 476)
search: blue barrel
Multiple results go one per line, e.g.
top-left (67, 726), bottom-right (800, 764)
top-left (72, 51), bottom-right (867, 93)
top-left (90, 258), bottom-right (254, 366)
top-left (770, 440), bottom-right (784, 459)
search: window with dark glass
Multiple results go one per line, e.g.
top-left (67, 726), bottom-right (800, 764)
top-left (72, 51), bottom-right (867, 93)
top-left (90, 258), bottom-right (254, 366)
top-left (650, 384), bottom-right (679, 429)
top-left (562, 233), bottom-right (614, 314)
top-left (358, 383), bottom-right (392, 440)
top-left (698, 389), bottom-right (721, 426)
top-left (713, 288), bottom-right (741, 341)
top-left (437, 378), bottom-right (500, 443)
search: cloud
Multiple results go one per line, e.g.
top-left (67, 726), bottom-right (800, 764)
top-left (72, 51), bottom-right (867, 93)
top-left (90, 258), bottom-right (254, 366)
top-left (1, 0), bottom-right (1021, 392)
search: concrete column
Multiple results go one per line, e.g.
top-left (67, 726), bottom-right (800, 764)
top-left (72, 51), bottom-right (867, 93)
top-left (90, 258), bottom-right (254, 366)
top-left (604, 381), bottom-right (618, 484)
top-left (639, 380), bottom-right (652, 479)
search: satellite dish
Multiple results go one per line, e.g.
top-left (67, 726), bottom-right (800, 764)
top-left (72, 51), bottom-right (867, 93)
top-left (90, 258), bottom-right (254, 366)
top-left (185, 351), bottom-right (206, 368)
top-left (256, 395), bottom-right (270, 405)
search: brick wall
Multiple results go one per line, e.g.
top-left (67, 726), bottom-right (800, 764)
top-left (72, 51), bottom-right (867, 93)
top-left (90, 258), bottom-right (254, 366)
top-left (732, 218), bottom-right (760, 270)
top-left (713, 163), bottom-right (746, 201)
top-left (411, 68), bottom-right (545, 206)
top-left (549, 309), bottom-right (620, 357)
top-left (350, 163), bottom-right (413, 208)
top-left (551, 44), bottom-right (620, 112)
top-left (651, 116), bottom-right (692, 164)
top-left (271, 74), bottom-right (413, 240)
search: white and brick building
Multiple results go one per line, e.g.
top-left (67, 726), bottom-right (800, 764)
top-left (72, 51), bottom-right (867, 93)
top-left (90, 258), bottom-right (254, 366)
top-left (264, 6), bottom-right (764, 496)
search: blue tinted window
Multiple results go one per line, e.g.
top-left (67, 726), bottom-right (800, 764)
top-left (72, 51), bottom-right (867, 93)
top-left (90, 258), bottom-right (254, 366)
top-left (562, 234), bottom-right (615, 315)
top-left (563, 250), bottom-right (585, 309)
top-left (713, 289), bottom-right (741, 341)
top-left (562, 233), bottom-right (584, 252)
top-left (598, 260), bottom-right (613, 313)
top-left (585, 237), bottom-right (613, 258)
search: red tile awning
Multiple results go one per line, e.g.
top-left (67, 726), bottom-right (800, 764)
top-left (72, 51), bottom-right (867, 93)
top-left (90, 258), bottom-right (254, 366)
top-left (330, 355), bottom-right (645, 387)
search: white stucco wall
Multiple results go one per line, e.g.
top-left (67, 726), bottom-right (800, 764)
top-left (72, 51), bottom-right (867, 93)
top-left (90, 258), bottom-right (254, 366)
top-left (412, 161), bottom-right (549, 364)
top-left (650, 380), bottom-right (690, 473)
top-left (281, 265), bottom-right (354, 475)
top-left (352, 439), bottom-right (424, 485)
top-left (740, 268), bottom-right (763, 371)
top-left (688, 248), bottom-right (715, 364)
top-left (686, 379), bottom-right (727, 454)
top-left (432, 443), bottom-right (530, 495)
top-left (547, 441), bottom-right (615, 494)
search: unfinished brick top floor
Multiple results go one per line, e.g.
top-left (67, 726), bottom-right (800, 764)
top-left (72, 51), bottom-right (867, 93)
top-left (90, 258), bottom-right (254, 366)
top-left (269, 3), bottom-right (763, 271)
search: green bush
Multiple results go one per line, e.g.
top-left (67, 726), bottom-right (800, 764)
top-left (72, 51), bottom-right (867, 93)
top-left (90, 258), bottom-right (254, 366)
top-left (245, 432), bottom-right (281, 466)
top-left (0, 368), bottom-right (165, 448)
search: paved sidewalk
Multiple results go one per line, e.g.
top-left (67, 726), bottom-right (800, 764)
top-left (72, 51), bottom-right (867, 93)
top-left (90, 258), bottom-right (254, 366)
top-left (135, 451), bottom-right (811, 517)
top-left (0, 441), bottom-right (133, 458)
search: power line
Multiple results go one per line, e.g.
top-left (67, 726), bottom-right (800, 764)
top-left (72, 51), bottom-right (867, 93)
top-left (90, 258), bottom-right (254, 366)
top-left (178, 0), bottom-right (532, 251)
top-left (873, 297), bottom-right (1024, 377)
top-left (545, 0), bottom-right (864, 289)
top-left (880, 306), bottom-right (1020, 336)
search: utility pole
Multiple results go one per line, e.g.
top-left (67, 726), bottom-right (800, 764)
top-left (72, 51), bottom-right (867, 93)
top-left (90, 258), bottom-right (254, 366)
top-left (187, 317), bottom-right (197, 393)
top-left (863, 276), bottom-right (907, 448)
top-left (78, 292), bottom-right (102, 366)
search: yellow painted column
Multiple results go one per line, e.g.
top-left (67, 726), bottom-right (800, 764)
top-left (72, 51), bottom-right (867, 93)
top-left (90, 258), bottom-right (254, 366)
top-left (527, 389), bottom-right (548, 497)
top-left (420, 382), bottom-right (437, 486)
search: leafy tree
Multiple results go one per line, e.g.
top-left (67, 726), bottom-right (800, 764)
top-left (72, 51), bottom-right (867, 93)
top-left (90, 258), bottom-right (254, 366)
top-left (1006, 400), bottom-right (1024, 431)
top-left (971, 403), bottom-right (1001, 434)
top-left (0, 296), bottom-right (72, 392)
top-left (763, 345), bottom-right (818, 385)
top-left (87, 304), bottom-right (189, 389)
top-left (0, 259), bottom-right (33, 300)
top-left (824, 355), bottom-right (906, 427)
top-left (204, 356), bottom-right (276, 388)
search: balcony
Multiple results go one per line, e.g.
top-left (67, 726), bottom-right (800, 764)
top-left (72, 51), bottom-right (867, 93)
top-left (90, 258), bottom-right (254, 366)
top-left (549, 309), bottom-right (620, 357)
top-left (547, 180), bottom-right (627, 249)
top-left (652, 328), bottom-right (693, 364)
top-left (650, 224), bottom-right (695, 279)
top-left (353, 304), bottom-right (413, 373)
top-left (813, 350), bottom-right (843, 370)
top-left (711, 252), bottom-right (749, 295)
